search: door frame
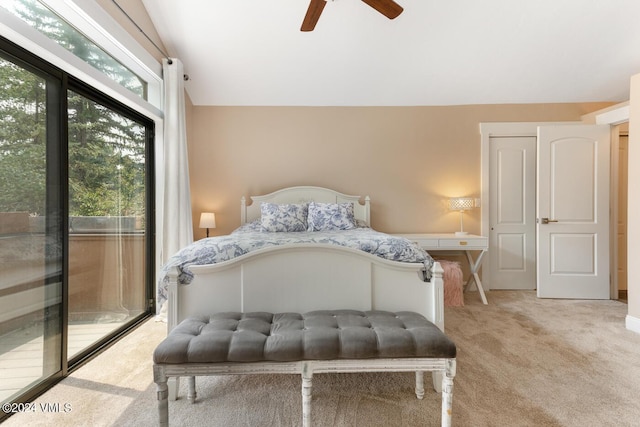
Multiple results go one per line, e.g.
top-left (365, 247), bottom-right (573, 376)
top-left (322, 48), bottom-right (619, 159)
top-left (595, 104), bottom-right (630, 299)
top-left (610, 127), bottom-right (629, 299)
top-left (480, 106), bottom-right (629, 296)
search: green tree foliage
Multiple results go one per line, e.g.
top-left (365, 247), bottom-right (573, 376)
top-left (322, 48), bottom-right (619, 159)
top-left (68, 92), bottom-right (146, 218)
top-left (7, 0), bottom-right (145, 94)
top-left (0, 0), bottom-right (146, 219)
top-left (0, 59), bottom-right (47, 214)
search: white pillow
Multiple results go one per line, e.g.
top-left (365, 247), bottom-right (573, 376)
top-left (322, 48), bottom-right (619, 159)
top-left (260, 202), bottom-right (308, 232)
top-left (307, 202), bottom-right (356, 231)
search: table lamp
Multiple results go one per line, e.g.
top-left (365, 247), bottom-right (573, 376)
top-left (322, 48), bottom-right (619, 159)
top-left (449, 198), bottom-right (474, 236)
top-left (199, 212), bottom-right (216, 237)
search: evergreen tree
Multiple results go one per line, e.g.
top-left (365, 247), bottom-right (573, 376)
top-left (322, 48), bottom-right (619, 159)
top-left (0, 0), bottom-right (146, 221)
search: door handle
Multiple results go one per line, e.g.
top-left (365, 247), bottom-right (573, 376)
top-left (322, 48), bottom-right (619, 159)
top-left (538, 218), bottom-right (558, 224)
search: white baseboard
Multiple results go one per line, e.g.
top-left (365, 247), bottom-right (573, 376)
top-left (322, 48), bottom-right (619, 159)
top-left (626, 314), bottom-right (640, 334)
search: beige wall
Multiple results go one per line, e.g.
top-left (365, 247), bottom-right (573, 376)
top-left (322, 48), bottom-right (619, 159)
top-left (101, 1), bottom-right (638, 328)
top-left (628, 73), bottom-right (640, 321)
top-left (100, 3), bottom-right (612, 243)
top-left (189, 103), bottom-right (611, 238)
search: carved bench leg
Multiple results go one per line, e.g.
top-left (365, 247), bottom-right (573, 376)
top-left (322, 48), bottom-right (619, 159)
top-left (153, 365), bottom-right (169, 427)
top-left (168, 376), bottom-right (180, 401)
top-left (441, 359), bottom-right (456, 427)
top-left (187, 376), bottom-right (197, 403)
top-left (432, 371), bottom-right (443, 393)
top-left (301, 363), bottom-right (313, 427)
top-left (415, 371), bottom-right (425, 399)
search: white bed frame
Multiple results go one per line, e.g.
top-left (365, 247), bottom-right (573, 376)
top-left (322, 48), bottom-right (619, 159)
top-left (166, 186), bottom-right (444, 333)
top-left (164, 186), bottom-right (445, 400)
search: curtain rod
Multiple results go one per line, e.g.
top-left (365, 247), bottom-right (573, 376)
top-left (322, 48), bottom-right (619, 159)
top-left (111, 0), bottom-right (189, 80)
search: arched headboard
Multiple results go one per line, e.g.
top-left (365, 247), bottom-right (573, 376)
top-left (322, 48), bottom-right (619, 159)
top-left (241, 186), bottom-right (371, 225)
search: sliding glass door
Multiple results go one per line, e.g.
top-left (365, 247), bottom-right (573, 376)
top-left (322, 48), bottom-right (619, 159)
top-left (0, 38), bottom-right (154, 411)
top-left (0, 55), bottom-right (63, 403)
top-left (67, 90), bottom-right (148, 359)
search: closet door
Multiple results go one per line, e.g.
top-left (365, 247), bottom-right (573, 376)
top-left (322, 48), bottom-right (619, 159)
top-left (488, 136), bottom-right (537, 289)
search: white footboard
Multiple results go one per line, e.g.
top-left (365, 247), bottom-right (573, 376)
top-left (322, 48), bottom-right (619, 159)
top-left (166, 244), bottom-right (444, 332)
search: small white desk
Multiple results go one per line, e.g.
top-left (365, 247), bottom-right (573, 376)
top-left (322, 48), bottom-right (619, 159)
top-left (394, 233), bottom-right (489, 305)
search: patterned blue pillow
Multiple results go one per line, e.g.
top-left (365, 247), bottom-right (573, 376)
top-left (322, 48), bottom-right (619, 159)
top-left (307, 202), bottom-right (356, 231)
top-left (260, 203), bottom-right (308, 232)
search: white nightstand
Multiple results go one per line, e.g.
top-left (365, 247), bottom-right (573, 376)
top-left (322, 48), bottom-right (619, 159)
top-left (394, 233), bottom-right (489, 305)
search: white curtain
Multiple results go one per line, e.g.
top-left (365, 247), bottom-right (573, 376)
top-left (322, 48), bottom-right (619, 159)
top-left (161, 58), bottom-right (193, 264)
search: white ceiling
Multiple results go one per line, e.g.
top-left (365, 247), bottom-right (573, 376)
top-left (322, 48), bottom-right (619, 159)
top-left (141, 0), bottom-right (640, 107)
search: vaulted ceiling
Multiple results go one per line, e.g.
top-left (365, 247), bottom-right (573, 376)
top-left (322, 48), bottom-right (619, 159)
top-left (141, 0), bottom-right (640, 106)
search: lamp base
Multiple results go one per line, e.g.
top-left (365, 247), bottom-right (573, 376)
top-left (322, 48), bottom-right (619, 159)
top-left (455, 231), bottom-right (468, 237)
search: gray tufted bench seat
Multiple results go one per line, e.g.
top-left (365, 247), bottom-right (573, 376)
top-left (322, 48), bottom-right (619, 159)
top-left (153, 310), bottom-right (457, 427)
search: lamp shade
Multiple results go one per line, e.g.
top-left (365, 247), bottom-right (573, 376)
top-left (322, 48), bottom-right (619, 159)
top-left (199, 212), bottom-right (216, 229)
top-left (449, 197), bottom-right (474, 211)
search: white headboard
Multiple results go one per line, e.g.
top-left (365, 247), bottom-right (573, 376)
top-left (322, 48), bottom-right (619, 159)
top-left (241, 186), bottom-right (371, 225)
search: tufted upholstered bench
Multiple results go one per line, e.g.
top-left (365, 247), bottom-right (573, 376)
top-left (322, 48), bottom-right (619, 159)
top-left (153, 310), bottom-right (457, 427)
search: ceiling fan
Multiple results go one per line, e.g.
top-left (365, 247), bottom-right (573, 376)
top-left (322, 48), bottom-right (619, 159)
top-left (301, 0), bottom-right (404, 32)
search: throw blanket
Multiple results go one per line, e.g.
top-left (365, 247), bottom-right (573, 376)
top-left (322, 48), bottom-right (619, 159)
top-left (156, 223), bottom-right (434, 314)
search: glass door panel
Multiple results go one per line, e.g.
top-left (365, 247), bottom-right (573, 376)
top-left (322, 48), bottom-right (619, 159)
top-left (0, 57), bottom-right (62, 403)
top-left (67, 91), bottom-right (147, 359)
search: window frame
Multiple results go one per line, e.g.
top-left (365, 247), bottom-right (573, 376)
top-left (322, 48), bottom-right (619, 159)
top-left (40, 0), bottom-right (163, 106)
top-left (0, 4), bottom-right (163, 122)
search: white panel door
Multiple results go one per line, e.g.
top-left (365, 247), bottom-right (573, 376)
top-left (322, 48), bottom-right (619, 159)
top-left (489, 136), bottom-right (537, 289)
top-left (537, 125), bottom-right (610, 299)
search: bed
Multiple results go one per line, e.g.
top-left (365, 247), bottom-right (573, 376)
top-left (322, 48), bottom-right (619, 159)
top-left (158, 186), bottom-right (445, 334)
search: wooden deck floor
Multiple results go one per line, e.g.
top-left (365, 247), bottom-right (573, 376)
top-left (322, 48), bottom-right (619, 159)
top-left (0, 321), bottom-right (126, 403)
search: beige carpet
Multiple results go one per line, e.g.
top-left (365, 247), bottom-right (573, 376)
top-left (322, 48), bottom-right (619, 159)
top-left (4, 291), bottom-right (640, 426)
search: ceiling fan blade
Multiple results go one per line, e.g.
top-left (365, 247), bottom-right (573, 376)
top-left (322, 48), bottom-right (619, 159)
top-left (361, 0), bottom-right (403, 19)
top-left (301, 0), bottom-right (327, 32)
